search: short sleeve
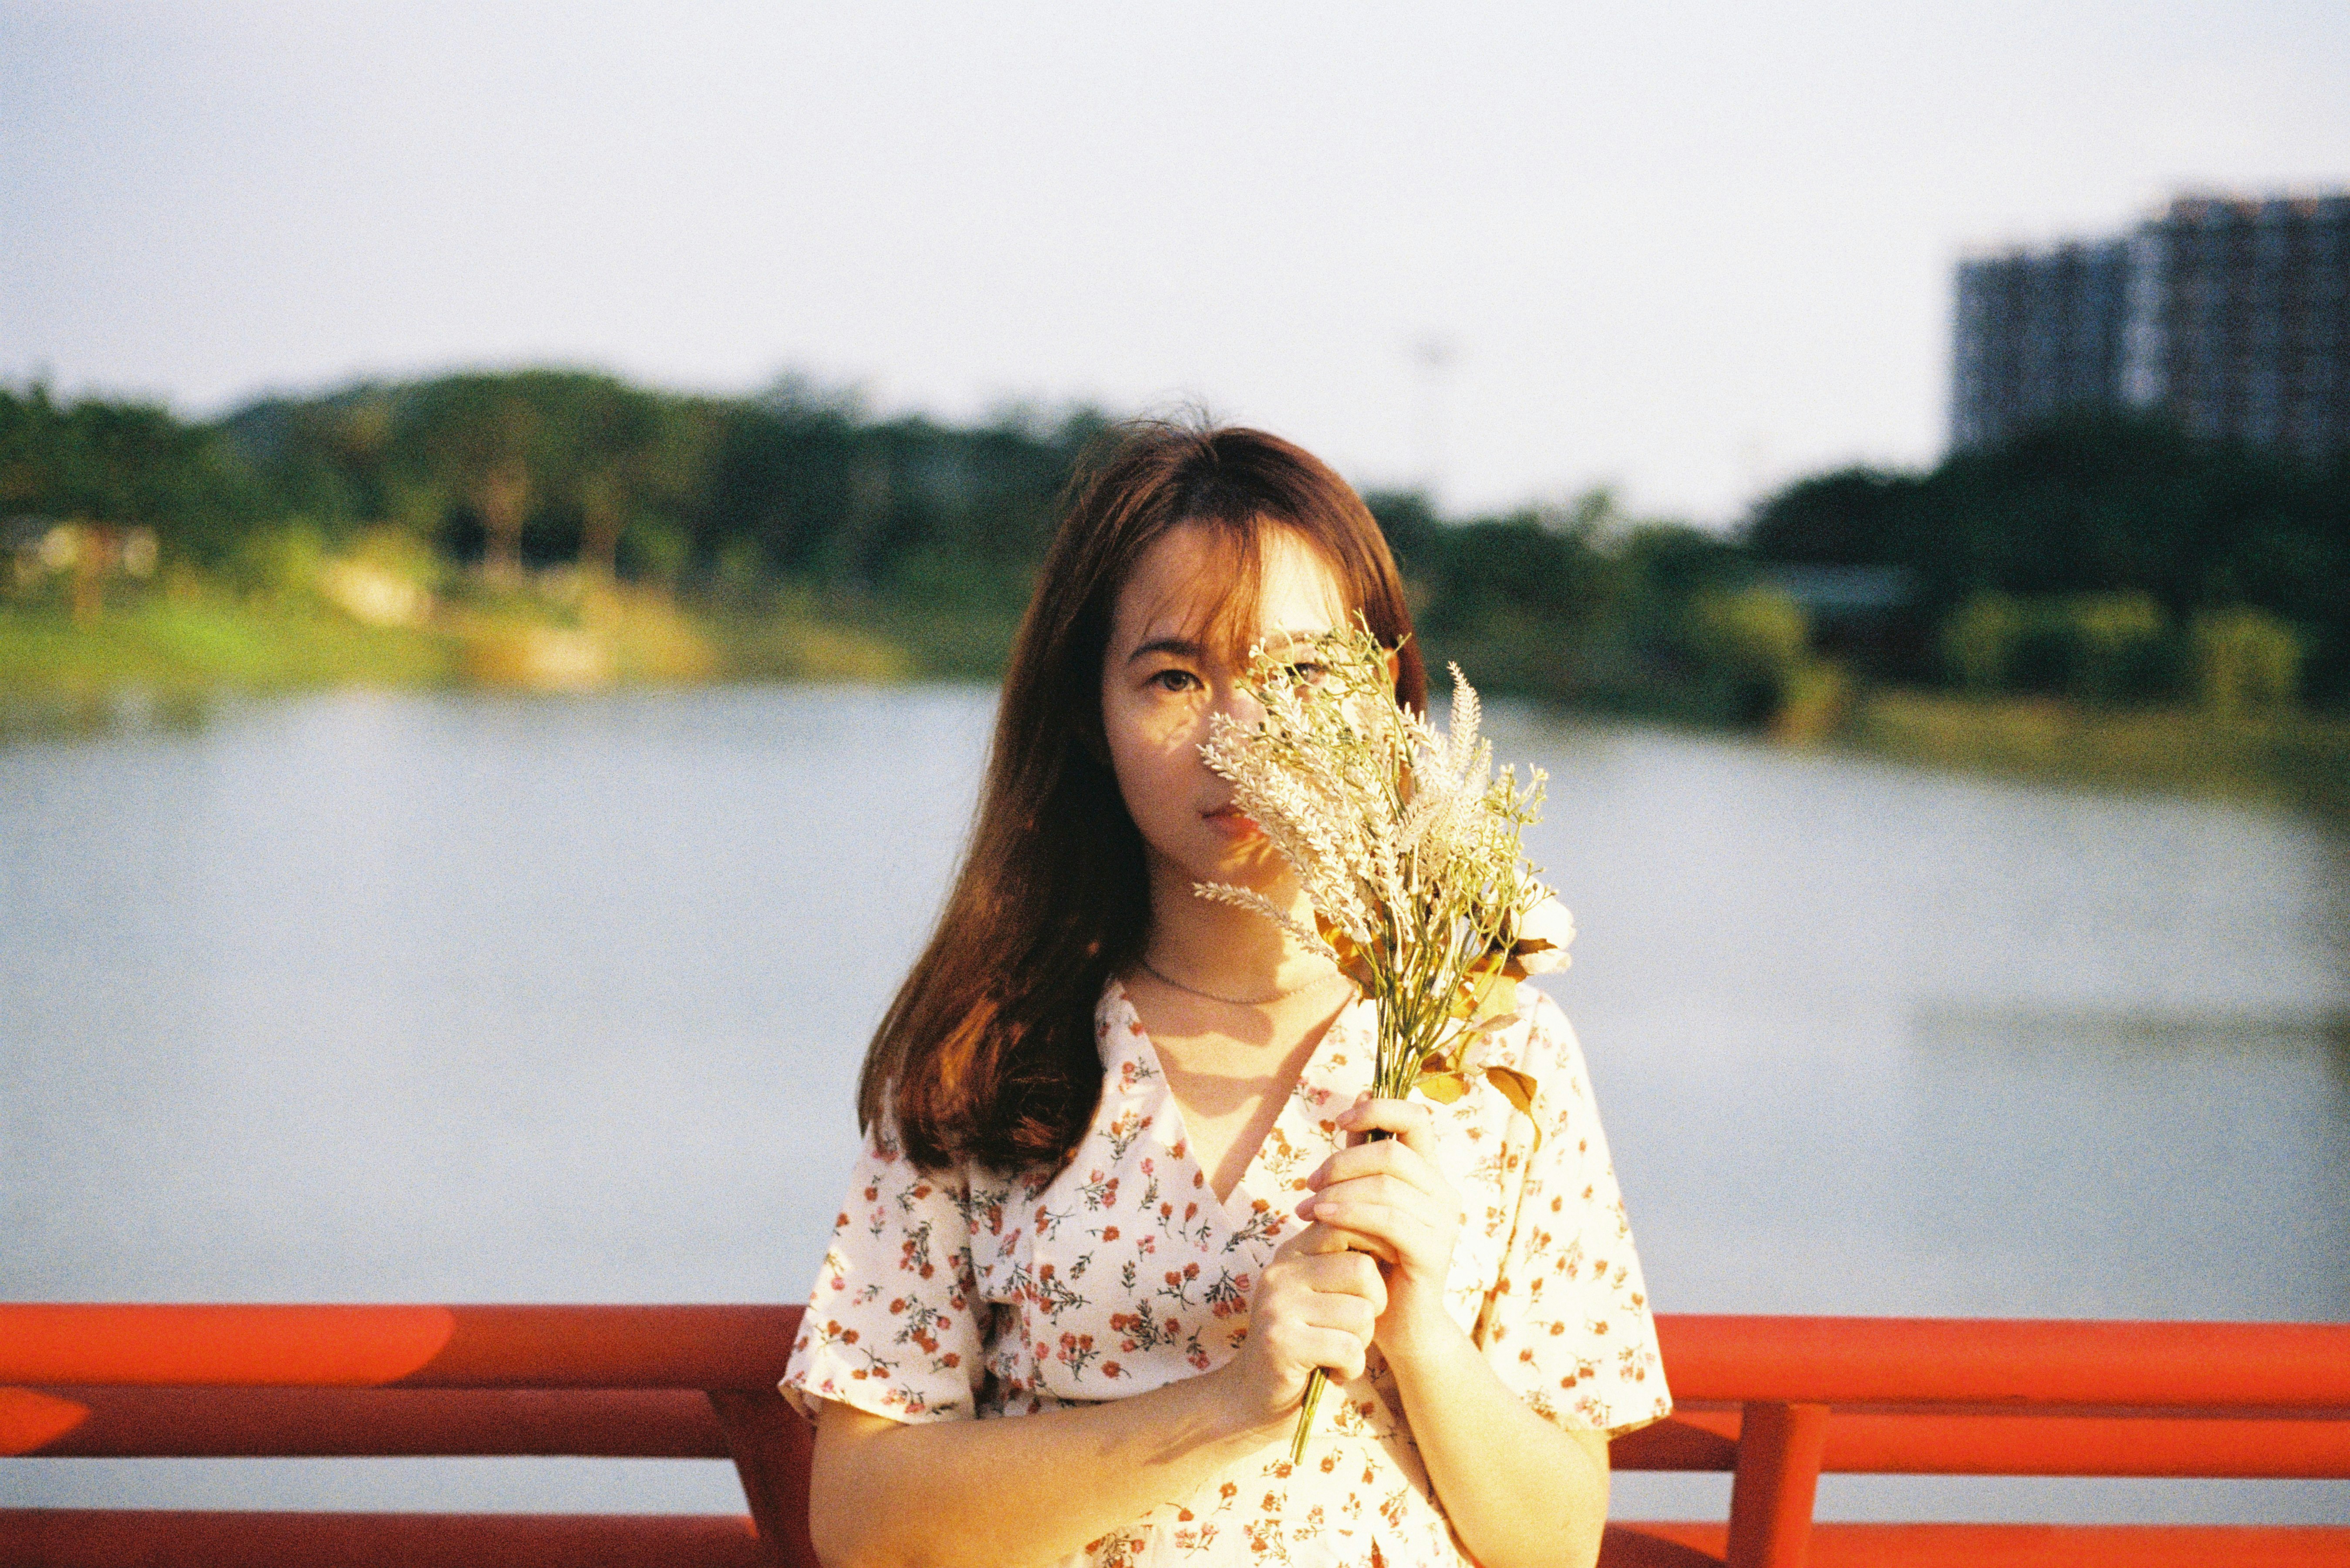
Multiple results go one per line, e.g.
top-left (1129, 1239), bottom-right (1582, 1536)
top-left (1475, 991), bottom-right (1672, 1437)
top-left (781, 1121), bottom-right (990, 1424)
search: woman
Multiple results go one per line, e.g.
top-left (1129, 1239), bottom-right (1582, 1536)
top-left (782, 422), bottom-right (1669, 1567)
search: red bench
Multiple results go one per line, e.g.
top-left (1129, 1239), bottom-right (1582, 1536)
top-left (4, 1305), bottom-right (2347, 1566)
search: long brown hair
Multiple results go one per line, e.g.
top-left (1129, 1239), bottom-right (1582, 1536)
top-left (858, 420), bottom-right (1427, 1173)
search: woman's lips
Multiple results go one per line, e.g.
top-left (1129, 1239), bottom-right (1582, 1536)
top-left (1204, 805), bottom-right (1262, 839)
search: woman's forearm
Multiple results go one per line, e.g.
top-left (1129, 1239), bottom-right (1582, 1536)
top-left (809, 1365), bottom-right (1287, 1568)
top-left (1380, 1312), bottom-right (1612, 1568)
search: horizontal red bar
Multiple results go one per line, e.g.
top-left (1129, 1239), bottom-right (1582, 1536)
top-left (34, 1386), bottom-right (2328, 1477)
top-left (1611, 1409), bottom-right (2350, 1478)
top-left (1605, 1521), bottom-right (2350, 1568)
top-left (5, 1387), bottom-right (730, 1459)
top-left (13, 1308), bottom-right (2346, 1413)
top-left (11, 1308), bottom-right (2344, 1412)
top-left (15, 1514), bottom-right (2335, 1568)
top-left (0, 1511), bottom-right (772, 1568)
top-left (0, 1306), bottom-right (803, 1390)
top-left (1821, 1410), bottom-right (2350, 1479)
top-left (1657, 1316), bottom-right (2350, 1411)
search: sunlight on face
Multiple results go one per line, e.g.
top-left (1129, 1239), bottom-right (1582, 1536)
top-left (1100, 523), bottom-right (1351, 893)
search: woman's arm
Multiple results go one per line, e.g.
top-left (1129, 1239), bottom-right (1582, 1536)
top-left (1304, 1097), bottom-right (1612, 1568)
top-left (808, 1224), bottom-right (1385, 1568)
top-left (1378, 1309), bottom-right (1612, 1568)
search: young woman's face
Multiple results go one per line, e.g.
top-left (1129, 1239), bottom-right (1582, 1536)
top-left (1100, 522), bottom-right (1351, 894)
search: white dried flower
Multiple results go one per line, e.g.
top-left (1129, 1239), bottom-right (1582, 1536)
top-left (1514, 896), bottom-right (1575, 973)
top-left (1195, 618), bottom-right (1564, 1460)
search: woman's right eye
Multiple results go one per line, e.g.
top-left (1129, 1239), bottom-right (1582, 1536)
top-left (1150, 668), bottom-right (1202, 693)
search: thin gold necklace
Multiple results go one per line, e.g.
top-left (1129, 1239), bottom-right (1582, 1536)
top-left (1136, 954), bottom-right (1341, 1008)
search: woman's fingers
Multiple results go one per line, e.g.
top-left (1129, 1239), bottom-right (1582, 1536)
top-left (1271, 1229), bottom-right (1390, 1312)
top-left (1298, 1113), bottom-right (1466, 1291)
top-left (1295, 1244), bottom-right (1389, 1316)
top-left (1283, 1325), bottom-right (1369, 1384)
top-left (1308, 1141), bottom-right (1438, 1196)
top-left (1248, 1303), bottom-right (1368, 1393)
top-left (1283, 1220), bottom-right (1354, 1258)
top-left (1301, 1146), bottom-right (1466, 1258)
top-left (1303, 1170), bottom-right (1436, 1216)
top-left (1337, 1094), bottom-right (1440, 1157)
top-left (1249, 1225), bottom-right (1385, 1393)
top-left (1314, 1102), bottom-right (1448, 1195)
top-left (1303, 1198), bottom-right (1445, 1269)
top-left (1304, 1222), bottom-right (1401, 1266)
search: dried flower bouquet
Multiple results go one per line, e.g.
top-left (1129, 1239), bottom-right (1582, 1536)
top-left (1197, 617), bottom-right (1571, 1461)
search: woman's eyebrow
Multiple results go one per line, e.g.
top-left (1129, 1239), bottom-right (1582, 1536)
top-left (1126, 636), bottom-right (1207, 664)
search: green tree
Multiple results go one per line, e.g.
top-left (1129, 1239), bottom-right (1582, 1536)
top-left (399, 374), bottom-right (555, 579)
top-left (0, 384), bottom-right (263, 564)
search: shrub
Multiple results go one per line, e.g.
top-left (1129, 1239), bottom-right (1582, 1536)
top-left (2191, 609), bottom-right (2301, 716)
top-left (1940, 593), bottom-right (2023, 692)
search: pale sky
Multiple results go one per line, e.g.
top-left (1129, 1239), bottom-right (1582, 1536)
top-left (4, 1), bottom-right (2346, 524)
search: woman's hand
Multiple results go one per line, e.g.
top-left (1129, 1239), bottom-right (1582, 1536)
top-left (1298, 1095), bottom-right (1465, 1363)
top-left (1220, 1221), bottom-right (1387, 1426)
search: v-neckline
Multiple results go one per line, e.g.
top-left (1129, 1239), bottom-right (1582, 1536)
top-left (1106, 978), bottom-right (1361, 1218)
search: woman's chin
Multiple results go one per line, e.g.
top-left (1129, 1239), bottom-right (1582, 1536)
top-left (1199, 835), bottom-right (1289, 887)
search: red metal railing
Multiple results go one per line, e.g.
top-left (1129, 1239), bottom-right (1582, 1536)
top-left (4, 1306), bottom-right (2348, 1567)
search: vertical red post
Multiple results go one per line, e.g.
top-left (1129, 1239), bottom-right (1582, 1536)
top-left (709, 1389), bottom-right (822, 1568)
top-left (1723, 1401), bottom-right (1829, 1568)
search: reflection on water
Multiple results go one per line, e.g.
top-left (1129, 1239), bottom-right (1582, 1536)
top-left (3, 687), bottom-right (2345, 1521)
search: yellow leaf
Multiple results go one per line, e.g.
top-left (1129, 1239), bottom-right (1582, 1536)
top-left (1320, 925), bottom-right (1376, 987)
top-left (1472, 977), bottom-right (1521, 1024)
top-left (1484, 1066), bottom-right (1538, 1123)
top-left (1416, 1071), bottom-right (1470, 1104)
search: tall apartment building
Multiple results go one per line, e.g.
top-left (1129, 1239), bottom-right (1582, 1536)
top-left (1951, 192), bottom-right (2350, 461)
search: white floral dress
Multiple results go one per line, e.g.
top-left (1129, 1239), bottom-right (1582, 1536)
top-left (782, 979), bottom-right (1670, 1567)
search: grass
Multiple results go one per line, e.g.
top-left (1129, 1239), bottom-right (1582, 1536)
top-left (1, 594), bottom-right (455, 692)
top-left (0, 570), bottom-right (946, 740)
top-left (1841, 688), bottom-right (2350, 824)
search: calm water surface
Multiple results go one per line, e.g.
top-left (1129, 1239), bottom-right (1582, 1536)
top-left (4, 685), bottom-right (2346, 1521)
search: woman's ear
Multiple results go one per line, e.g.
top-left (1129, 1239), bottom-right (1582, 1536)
top-left (1385, 648), bottom-right (1401, 691)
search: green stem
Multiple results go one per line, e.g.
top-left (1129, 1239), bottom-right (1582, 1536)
top-left (1289, 1367), bottom-right (1327, 1464)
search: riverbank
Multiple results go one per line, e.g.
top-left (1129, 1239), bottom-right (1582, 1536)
top-left (0, 572), bottom-right (920, 739)
top-left (7, 587), bottom-right (2346, 828)
top-left (1840, 688), bottom-right (2350, 824)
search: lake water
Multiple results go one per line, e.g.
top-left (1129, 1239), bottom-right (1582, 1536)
top-left (4, 684), bottom-right (2347, 1524)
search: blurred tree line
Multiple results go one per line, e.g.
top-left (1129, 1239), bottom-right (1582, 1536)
top-left (1371, 488), bottom-right (1818, 727)
top-left (216, 370), bottom-right (1108, 609)
top-left (5, 373), bottom-right (2345, 722)
top-left (2, 370), bottom-right (1099, 600)
top-left (1745, 411), bottom-right (2350, 715)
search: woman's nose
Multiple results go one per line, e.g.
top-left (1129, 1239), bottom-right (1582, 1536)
top-left (1216, 681), bottom-right (1265, 731)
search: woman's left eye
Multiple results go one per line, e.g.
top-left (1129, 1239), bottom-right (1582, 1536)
top-left (1280, 661), bottom-right (1330, 686)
